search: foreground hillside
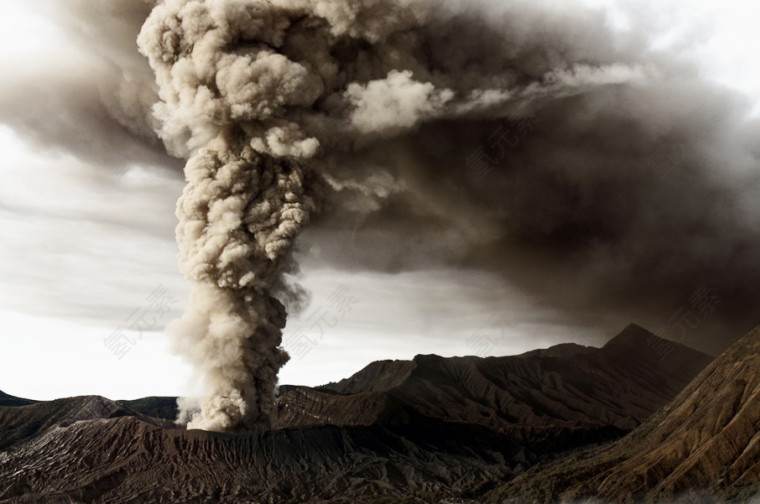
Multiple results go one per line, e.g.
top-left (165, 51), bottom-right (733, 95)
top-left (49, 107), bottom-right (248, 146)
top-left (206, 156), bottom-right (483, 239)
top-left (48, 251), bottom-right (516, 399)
top-left (0, 325), bottom-right (712, 503)
top-left (486, 327), bottom-right (760, 503)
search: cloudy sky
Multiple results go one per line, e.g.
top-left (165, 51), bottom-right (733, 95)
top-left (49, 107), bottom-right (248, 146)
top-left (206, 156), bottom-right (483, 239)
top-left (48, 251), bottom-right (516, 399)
top-left (1, 0), bottom-right (759, 401)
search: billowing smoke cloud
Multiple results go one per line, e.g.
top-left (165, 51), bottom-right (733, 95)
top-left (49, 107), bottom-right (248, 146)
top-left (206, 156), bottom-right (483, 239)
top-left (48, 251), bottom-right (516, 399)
top-left (131, 0), bottom-right (760, 431)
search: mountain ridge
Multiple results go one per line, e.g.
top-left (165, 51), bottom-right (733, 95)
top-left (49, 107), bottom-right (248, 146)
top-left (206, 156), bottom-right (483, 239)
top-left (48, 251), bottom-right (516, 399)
top-left (0, 324), bottom-right (721, 503)
top-left (486, 325), bottom-right (760, 503)
top-left (291, 324), bottom-right (712, 440)
top-left (0, 390), bottom-right (36, 407)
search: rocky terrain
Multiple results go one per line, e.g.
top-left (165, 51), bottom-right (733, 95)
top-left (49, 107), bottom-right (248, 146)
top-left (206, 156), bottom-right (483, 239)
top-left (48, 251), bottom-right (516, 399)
top-left (486, 326), bottom-right (760, 503)
top-left (0, 325), bottom-right (715, 503)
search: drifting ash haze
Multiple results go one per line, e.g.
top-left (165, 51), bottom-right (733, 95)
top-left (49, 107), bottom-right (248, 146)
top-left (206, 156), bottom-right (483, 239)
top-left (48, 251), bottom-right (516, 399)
top-left (20, 0), bottom-right (760, 432)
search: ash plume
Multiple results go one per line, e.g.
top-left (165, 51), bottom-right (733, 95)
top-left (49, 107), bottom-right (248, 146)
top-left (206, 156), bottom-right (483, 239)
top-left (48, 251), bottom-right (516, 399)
top-left (131, 0), bottom-right (760, 431)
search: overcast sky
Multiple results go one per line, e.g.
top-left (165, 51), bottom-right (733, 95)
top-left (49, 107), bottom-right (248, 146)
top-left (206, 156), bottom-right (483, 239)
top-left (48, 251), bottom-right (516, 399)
top-left (1, 0), bottom-right (759, 401)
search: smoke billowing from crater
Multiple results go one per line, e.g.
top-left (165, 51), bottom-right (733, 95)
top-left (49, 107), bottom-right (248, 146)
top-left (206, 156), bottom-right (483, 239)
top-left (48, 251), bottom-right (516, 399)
top-left (132, 0), bottom-right (760, 431)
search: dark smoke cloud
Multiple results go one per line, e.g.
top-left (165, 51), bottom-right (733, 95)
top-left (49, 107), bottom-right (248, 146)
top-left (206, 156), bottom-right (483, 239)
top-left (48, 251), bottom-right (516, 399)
top-left (0, 72), bottom-right (175, 171)
top-left (374, 92), bottom-right (760, 349)
top-left (288, 0), bottom-right (760, 354)
top-left (0, 0), bottom-right (178, 173)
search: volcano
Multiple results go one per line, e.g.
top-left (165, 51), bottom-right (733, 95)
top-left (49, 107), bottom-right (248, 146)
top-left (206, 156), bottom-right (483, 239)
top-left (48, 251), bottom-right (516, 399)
top-left (0, 325), bottom-right (715, 503)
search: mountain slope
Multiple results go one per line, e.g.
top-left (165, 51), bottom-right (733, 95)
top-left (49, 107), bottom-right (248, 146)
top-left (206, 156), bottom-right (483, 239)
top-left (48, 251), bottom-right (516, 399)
top-left (282, 324), bottom-right (712, 450)
top-left (486, 326), bottom-right (760, 503)
top-left (0, 396), bottom-right (172, 452)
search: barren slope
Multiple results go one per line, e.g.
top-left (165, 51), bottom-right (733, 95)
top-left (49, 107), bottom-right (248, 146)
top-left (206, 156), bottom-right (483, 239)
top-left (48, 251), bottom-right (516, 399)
top-left (487, 326), bottom-right (760, 503)
top-left (0, 406), bottom-right (524, 503)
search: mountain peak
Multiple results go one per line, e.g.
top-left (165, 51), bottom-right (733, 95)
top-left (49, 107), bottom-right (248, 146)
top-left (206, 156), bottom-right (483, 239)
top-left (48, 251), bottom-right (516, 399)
top-left (602, 323), bottom-right (712, 366)
top-left (320, 359), bottom-right (417, 395)
top-left (603, 323), bottom-right (658, 348)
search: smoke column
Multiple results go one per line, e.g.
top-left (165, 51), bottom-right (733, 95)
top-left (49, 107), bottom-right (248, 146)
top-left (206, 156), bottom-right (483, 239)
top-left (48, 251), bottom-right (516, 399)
top-left (137, 0), bottom-right (323, 432)
top-left (136, 0), bottom-right (760, 431)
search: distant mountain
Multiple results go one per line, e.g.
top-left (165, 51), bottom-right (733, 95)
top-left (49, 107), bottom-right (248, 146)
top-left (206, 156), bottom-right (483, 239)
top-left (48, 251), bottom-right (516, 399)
top-left (279, 324), bottom-right (712, 450)
top-left (486, 326), bottom-right (760, 503)
top-left (0, 325), bottom-right (714, 503)
top-left (0, 395), bottom-right (176, 453)
top-left (118, 396), bottom-right (178, 420)
top-left (0, 390), bottom-right (36, 407)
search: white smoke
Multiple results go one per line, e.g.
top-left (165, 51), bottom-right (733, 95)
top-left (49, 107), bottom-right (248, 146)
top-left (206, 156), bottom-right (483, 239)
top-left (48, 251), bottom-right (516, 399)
top-left (346, 70), bottom-right (454, 136)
